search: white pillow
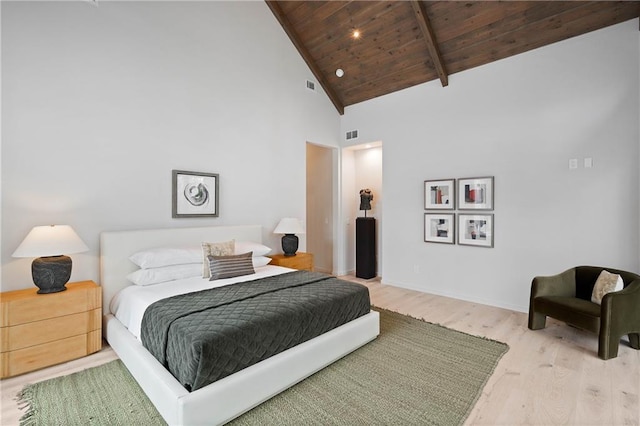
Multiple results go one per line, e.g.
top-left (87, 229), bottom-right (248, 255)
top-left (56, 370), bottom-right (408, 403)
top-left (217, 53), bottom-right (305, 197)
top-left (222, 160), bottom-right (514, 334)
top-left (127, 264), bottom-right (202, 286)
top-left (235, 241), bottom-right (271, 257)
top-left (252, 256), bottom-right (272, 268)
top-left (129, 246), bottom-right (201, 269)
top-left (591, 270), bottom-right (624, 305)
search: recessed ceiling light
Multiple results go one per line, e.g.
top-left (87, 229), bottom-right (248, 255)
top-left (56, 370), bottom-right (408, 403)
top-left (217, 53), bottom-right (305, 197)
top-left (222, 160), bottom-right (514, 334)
top-left (352, 30), bottom-right (360, 39)
top-left (336, 68), bottom-right (344, 78)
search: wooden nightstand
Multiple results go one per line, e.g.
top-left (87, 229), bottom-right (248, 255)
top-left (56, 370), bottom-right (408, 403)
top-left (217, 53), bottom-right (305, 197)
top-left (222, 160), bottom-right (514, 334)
top-left (0, 280), bottom-right (102, 378)
top-left (269, 252), bottom-right (314, 271)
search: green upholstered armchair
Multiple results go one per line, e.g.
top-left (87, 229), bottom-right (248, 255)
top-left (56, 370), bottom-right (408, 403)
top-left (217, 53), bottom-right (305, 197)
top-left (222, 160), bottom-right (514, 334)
top-left (528, 266), bottom-right (640, 360)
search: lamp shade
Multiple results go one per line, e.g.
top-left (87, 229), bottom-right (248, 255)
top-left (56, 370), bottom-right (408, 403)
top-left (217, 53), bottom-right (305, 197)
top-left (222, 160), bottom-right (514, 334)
top-left (13, 225), bottom-right (89, 258)
top-left (273, 218), bottom-right (305, 235)
top-left (13, 225), bottom-right (89, 294)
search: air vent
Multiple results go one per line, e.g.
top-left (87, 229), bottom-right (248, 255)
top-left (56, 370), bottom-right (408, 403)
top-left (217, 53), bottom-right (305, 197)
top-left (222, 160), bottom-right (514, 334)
top-left (346, 130), bottom-right (359, 140)
top-left (306, 80), bottom-right (316, 92)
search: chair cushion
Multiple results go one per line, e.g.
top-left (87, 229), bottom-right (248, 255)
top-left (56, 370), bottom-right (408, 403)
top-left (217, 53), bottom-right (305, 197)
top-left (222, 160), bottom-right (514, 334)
top-left (535, 295), bottom-right (600, 333)
top-left (591, 270), bottom-right (624, 305)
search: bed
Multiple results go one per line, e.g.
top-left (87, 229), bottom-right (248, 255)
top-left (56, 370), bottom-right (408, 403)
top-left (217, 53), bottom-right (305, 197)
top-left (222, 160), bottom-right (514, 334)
top-left (100, 225), bottom-right (380, 425)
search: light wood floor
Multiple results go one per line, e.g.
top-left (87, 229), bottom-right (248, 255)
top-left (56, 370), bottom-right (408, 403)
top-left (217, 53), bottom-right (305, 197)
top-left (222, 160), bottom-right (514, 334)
top-left (1, 277), bottom-right (638, 425)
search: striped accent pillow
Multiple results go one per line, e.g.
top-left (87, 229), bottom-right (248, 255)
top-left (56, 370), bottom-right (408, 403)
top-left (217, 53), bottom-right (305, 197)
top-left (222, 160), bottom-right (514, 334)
top-left (207, 251), bottom-right (255, 281)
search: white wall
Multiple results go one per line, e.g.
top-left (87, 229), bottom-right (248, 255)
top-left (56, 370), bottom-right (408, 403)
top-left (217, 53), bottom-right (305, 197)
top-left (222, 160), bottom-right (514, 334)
top-left (3, 4), bottom-right (637, 314)
top-left (1, 1), bottom-right (341, 291)
top-left (342, 20), bottom-right (640, 312)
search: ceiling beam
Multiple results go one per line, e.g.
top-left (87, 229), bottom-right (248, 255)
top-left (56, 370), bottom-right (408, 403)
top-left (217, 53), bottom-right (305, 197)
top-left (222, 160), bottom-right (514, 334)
top-left (410, 1), bottom-right (448, 87)
top-left (265, 1), bottom-right (345, 115)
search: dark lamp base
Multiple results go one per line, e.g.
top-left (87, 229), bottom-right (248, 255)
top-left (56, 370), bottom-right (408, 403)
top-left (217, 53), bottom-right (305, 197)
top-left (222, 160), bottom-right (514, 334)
top-left (281, 234), bottom-right (299, 257)
top-left (32, 255), bottom-right (72, 294)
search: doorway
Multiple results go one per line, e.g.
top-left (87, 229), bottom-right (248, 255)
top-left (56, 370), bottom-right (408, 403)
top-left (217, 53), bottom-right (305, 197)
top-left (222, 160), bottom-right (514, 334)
top-left (341, 142), bottom-right (383, 278)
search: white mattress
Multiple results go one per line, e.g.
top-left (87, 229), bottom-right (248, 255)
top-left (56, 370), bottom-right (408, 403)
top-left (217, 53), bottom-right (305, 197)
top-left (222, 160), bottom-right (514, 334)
top-left (110, 265), bottom-right (293, 339)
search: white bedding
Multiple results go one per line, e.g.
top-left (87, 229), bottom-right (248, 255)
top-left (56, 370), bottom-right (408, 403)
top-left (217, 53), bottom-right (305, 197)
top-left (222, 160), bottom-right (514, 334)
top-left (111, 265), bottom-right (293, 339)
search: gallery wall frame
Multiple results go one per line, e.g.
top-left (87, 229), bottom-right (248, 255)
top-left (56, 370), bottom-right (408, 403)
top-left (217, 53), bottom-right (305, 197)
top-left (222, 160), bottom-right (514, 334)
top-left (424, 213), bottom-right (455, 244)
top-left (172, 170), bottom-right (219, 218)
top-left (458, 213), bottom-right (494, 248)
top-left (424, 178), bottom-right (455, 210)
top-left (457, 176), bottom-right (494, 210)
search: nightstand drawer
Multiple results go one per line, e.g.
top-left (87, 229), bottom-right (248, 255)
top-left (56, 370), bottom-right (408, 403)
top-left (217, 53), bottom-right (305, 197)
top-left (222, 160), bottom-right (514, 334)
top-left (0, 281), bottom-right (100, 326)
top-left (269, 252), bottom-right (314, 271)
top-left (1, 334), bottom-right (89, 377)
top-left (283, 255), bottom-right (313, 270)
top-left (1, 309), bottom-right (101, 351)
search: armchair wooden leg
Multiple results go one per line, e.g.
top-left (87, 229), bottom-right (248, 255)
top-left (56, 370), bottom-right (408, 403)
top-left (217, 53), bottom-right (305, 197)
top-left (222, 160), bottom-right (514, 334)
top-left (629, 333), bottom-right (640, 350)
top-left (528, 311), bottom-right (546, 330)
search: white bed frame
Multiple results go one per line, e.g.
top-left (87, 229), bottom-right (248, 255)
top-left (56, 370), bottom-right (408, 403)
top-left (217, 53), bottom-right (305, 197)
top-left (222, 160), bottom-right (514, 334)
top-left (100, 225), bottom-right (380, 426)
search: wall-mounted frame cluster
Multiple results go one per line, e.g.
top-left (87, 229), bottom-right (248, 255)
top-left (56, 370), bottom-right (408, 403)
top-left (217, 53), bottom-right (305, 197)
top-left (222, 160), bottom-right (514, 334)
top-left (423, 176), bottom-right (494, 247)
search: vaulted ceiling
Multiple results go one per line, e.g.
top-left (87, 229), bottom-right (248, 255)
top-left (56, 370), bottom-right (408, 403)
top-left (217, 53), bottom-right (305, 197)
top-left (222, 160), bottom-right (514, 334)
top-left (266, 1), bottom-right (639, 115)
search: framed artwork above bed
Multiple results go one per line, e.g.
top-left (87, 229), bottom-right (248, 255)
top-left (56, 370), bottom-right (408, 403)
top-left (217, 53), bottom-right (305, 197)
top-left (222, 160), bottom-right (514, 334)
top-left (172, 170), bottom-right (219, 218)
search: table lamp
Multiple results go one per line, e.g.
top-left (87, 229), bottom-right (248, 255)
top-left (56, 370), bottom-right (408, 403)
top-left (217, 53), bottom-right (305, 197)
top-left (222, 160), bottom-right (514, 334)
top-left (273, 218), bottom-right (305, 256)
top-left (12, 225), bottom-right (89, 294)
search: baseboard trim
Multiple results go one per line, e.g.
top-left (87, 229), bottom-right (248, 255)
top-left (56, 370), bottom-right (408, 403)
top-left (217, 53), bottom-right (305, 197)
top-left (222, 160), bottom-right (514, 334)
top-left (380, 279), bottom-right (527, 313)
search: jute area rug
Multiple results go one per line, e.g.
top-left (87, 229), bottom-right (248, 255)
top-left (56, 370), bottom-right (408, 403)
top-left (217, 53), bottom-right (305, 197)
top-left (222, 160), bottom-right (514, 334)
top-left (18, 309), bottom-right (508, 426)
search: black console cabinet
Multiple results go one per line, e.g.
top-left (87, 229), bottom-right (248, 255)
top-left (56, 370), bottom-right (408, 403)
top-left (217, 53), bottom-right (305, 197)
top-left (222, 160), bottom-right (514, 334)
top-left (356, 217), bottom-right (376, 279)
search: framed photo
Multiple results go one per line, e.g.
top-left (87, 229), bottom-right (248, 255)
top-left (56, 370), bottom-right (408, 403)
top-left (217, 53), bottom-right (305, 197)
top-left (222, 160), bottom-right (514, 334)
top-left (172, 170), bottom-right (219, 218)
top-left (424, 179), bottom-right (455, 210)
top-left (424, 213), bottom-right (455, 244)
top-left (458, 214), bottom-right (494, 248)
top-left (458, 176), bottom-right (494, 210)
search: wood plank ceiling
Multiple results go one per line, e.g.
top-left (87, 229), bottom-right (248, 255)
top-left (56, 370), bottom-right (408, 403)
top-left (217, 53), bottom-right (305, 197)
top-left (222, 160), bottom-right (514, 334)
top-left (266, 1), bottom-right (639, 115)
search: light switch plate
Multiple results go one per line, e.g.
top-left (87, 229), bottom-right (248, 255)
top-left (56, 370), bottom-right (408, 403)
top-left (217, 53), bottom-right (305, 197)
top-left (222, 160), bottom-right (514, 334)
top-left (569, 158), bottom-right (578, 169)
top-left (584, 158), bottom-right (593, 168)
